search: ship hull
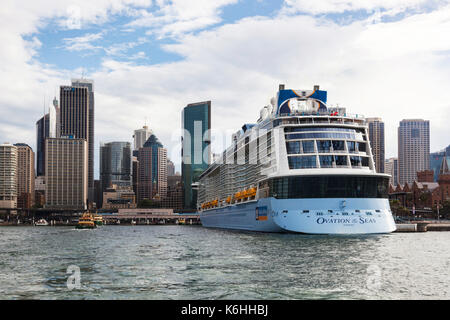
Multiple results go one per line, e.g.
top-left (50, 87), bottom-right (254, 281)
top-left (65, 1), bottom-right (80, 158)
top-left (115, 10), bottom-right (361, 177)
top-left (200, 197), bottom-right (396, 234)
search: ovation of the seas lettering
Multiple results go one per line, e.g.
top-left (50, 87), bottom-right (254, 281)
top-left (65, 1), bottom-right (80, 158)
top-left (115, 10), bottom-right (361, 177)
top-left (316, 217), bottom-right (377, 224)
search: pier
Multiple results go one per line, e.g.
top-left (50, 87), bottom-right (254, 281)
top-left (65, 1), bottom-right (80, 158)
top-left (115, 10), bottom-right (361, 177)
top-left (395, 222), bottom-right (450, 232)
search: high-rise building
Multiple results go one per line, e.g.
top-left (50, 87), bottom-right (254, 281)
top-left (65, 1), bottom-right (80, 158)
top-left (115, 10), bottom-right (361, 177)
top-left (133, 125), bottom-right (152, 151)
top-left (385, 157), bottom-right (398, 186)
top-left (36, 113), bottom-right (50, 177)
top-left (162, 181), bottom-right (183, 211)
top-left (60, 79), bottom-right (95, 203)
top-left (34, 176), bottom-right (45, 208)
top-left (14, 143), bottom-right (35, 209)
top-left (45, 137), bottom-right (88, 210)
top-left (181, 101), bottom-right (211, 209)
top-left (100, 142), bottom-right (132, 191)
top-left (367, 118), bottom-right (385, 173)
top-left (53, 96), bottom-right (60, 138)
top-left (167, 159), bottom-right (175, 176)
top-left (137, 134), bottom-right (167, 203)
top-left (0, 143), bottom-right (18, 209)
top-left (132, 156), bottom-right (139, 199)
top-left (430, 145), bottom-right (450, 181)
top-left (398, 119), bottom-right (430, 185)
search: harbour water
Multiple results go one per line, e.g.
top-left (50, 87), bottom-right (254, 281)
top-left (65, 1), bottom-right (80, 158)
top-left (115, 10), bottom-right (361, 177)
top-left (0, 225), bottom-right (449, 299)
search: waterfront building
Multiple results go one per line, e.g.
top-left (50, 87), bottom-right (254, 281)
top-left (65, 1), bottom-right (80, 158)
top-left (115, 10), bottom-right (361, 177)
top-left (36, 113), bottom-right (50, 176)
top-left (366, 118), bottom-right (385, 173)
top-left (132, 156), bottom-right (139, 199)
top-left (398, 119), bottom-right (430, 185)
top-left (34, 176), bottom-right (46, 208)
top-left (133, 125), bottom-right (152, 151)
top-left (60, 79), bottom-right (95, 203)
top-left (162, 181), bottom-right (183, 211)
top-left (438, 158), bottom-right (450, 204)
top-left (385, 157), bottom-right (398, 186)
top-left (94, 179), bottom-right (102, 209)
top-left (417, 170), bottom-right (434, 183)
top-left (100, 141), bottom-right (132, 191)
top-left (102, 184), bottom-right (136, 209)
top-left (14, 143), bottom-right (35, 209)
top-left (45, 137), bottom-right (87, 210)
top-left (0, 143), bottom-right (18, 209)
top-left (181, 101), bottom-right (211, 210)
top-left (137, 134), bottom-right (168, 203)
top-left (430, 146), bottom-right (450, 181)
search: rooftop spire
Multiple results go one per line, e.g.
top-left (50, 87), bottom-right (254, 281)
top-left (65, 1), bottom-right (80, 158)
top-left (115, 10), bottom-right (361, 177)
top-left (439, 157), bottom-right (449, 175)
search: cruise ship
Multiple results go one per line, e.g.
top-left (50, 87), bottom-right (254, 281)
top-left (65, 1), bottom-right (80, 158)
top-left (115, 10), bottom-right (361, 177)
top-left (197, 85), bottom-right (396, 234)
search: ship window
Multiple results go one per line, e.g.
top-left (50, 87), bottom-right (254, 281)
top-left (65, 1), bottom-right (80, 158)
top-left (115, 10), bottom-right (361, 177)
top-left (357, 142), bottom-right (366, 152)
top-left (347, 141), bottom-right (357, 153)
top-left (317, 140), bottom-right (332, 153)
top-left (268, 175), bottom-right (389, 199)
top-left (302, 141), bottom-right (315, 153)
top-left (288, 155), bottom-right (317, 169)
top-left (361, 157), bottom-right (369, 167)
top-left (319, 155), bottom-right (334, 168)
top-left (286, 141), bottom-right (301, 154)
top-left (285, 127), bottom-right (357, 133)
top-left (335, 155), bottom-right (348, 166)
top-left (350, 156), bottom-right (362, 167)
top-left (332, 140), bottom-right (345, 151)
top-left (286, 132), bottom-right (356, 140)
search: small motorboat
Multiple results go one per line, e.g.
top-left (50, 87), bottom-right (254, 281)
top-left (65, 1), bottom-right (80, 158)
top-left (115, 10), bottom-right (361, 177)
top-left (35, 219), bottom-right (49, 226)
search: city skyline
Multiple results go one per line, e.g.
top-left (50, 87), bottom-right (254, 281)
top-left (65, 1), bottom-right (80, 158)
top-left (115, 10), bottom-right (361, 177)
top-left (1, 1), bottom-right (450, 180)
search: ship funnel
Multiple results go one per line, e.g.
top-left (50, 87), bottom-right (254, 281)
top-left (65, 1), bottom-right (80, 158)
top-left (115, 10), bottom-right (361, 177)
top-left (314, 85), bottom-right (320, 91)
top-left (279, 84), bottom-right (285, 91)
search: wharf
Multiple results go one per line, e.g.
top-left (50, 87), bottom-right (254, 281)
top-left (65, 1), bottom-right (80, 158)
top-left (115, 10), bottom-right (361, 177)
top-left (395, 222), bottom-right (450, 232)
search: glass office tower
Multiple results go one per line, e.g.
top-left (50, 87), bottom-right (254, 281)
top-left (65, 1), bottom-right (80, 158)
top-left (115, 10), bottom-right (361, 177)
top-left (181, 101), bottom-right (211, 210)
top-left (100, 142), bottom-right (132, 191)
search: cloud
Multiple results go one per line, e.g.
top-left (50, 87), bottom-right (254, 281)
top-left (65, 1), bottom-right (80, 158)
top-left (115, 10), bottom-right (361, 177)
top-left (62, 32), bottom-right (104, 51)
top-left (126, 0), bottom-right (239, 38)
top-left (281, 0), bottom-right (446, 15)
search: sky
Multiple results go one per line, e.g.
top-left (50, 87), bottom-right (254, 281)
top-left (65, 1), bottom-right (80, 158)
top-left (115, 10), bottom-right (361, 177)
top-left (1, 0), bottom-right (449, 178)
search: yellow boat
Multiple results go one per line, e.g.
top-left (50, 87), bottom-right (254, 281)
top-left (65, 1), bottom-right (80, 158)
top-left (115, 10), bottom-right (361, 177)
top-left (93, 214), bottom-right (103, 226)
top-left (76, 213), bottom-right (97, 229)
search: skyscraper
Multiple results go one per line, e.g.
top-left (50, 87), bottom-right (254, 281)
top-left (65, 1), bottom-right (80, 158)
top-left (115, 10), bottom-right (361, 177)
top-left (137, 134), bottom-right (167, 203)
top-left (53, 96), bottom-right (60, 138)
top-left (181, 101), bottom-right (211, 210)
top-left (398, 119), bottom-right (430, 185)
top-left (385, 157), bottom-right (398, 186)
top-left (100, 142), bottom-right (132, 191)
top-left (45, 137), bottom-right (88, 210)
top-left (367, 118), bottom-right (385, 173)
top-left (133, 125), bottom-right (152, 151)
top-left (167, 159), bottom-right (175, 176)
top-left (0, 143), bottom-right (17, 209)
top-left (132, 156), bottom-right (139, 199)
top-left (72, 79), bottom-right (95, 202)
top-left (14, 143), bottom-right (35, 209)
top-left (36, 113), bottom-right (50, 177)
